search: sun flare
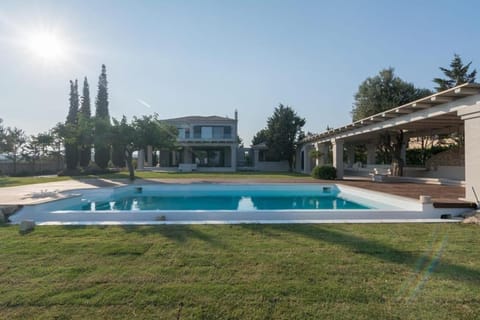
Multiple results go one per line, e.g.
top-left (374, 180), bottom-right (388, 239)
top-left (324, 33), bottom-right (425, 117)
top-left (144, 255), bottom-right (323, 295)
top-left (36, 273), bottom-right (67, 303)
top-left (26, 31), bottom-right (67, 61)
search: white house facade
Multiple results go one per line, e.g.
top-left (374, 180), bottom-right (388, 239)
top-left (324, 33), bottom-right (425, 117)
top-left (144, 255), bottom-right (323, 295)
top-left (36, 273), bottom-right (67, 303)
top-left (138, 112), bottom-right (239, 172)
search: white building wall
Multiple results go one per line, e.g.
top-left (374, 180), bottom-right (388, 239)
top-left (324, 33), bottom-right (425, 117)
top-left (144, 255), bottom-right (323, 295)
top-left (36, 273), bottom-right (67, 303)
top-left (459, 104), bottom-right (480, 202)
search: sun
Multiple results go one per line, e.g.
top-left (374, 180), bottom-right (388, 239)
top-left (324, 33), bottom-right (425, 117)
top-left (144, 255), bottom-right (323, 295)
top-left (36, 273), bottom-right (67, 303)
top-left (26, 30), bottom-right (67, 61)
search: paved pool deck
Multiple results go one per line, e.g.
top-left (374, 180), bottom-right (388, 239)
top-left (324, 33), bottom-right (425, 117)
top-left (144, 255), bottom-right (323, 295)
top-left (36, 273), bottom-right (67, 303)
top-left (0, 176), bottom-right (469, 207)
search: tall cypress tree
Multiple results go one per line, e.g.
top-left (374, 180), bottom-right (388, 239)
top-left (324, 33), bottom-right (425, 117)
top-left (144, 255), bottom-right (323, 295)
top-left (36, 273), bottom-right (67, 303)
top-left (66, 80), bottom-right (79, 124)
top-left (78, 77), bottom-right (92, 167)
top-left (65, 79), bottom-right (79, 170)
top-left (94, 64), bottom-right (111, 169)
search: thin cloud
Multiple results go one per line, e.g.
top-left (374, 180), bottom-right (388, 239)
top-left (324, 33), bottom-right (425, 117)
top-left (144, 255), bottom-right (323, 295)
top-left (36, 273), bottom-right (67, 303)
top-left (137, 98), bottom-right (152, 109)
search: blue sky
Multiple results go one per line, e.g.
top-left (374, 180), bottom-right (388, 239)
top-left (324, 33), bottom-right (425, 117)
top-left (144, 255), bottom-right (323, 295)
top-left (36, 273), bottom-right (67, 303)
top-left (0, 0), bottom-right (479, 145)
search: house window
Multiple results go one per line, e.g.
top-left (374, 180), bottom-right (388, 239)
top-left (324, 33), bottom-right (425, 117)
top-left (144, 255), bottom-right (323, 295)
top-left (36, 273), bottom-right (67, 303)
top-left (213, 126), bottom-right (224, 139)
top-left (201, 127), bottom-right (212, 139)
top-left (194, 126), bottom-right (201, 139)
top-left (224, 126), bottom-right (232, 139)
top-left (178, 128), bottom-right (185, 139)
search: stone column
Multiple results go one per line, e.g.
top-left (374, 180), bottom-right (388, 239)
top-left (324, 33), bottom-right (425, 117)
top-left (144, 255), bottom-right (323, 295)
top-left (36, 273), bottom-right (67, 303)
top-left (172, 150), bottom-right (177, 166)
top-left (231, 145), bottom-right (237, 171)
top-left (458, 104), bottom-right (480, 203)
top-left (137, 149), bottom-right (145, 170)
top-left (319, 143), bottom-right (329, 166)
top-left (146, 145), bottom-right (153, 167)
top-left (366, 143), bottom-right (376, 165)
top-left (303, 144), bottom-right (313, 174)
top-left (253, 149), bottom-right (260, 168)
top-left (332, 139), bottom-right (344, 179)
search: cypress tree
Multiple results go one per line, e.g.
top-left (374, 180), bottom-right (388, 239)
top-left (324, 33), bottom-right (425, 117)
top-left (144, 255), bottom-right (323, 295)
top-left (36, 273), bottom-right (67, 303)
top-left (78, 77), bottom-right (92, 167)
top-left (66, 80), bottom-right (79, 124)
top-left (94, 64), bottom-right (111, 169)
top-left (65, 79), bottom-right (79, 170)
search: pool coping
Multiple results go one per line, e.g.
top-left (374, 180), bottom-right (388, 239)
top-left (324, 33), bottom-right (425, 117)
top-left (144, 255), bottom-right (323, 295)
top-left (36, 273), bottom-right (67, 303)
top-left (8, 182), bottom-right (472, 225)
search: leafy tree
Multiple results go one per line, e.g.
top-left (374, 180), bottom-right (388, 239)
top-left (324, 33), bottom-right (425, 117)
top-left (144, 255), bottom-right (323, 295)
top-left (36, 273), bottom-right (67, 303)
top-left (251, 128), bottom-right (269, 146)
top-left (352, 68), bottom-right (432, 121)
top-left (380, 130), bottom-right (406, 176)
top-left (433, 54), bottom-right (477, 91)
top-left (4, 127), bottom-right (26, 175)
top-left (0, 118), bottom-right (6, 152)
top-left (265, 104), bottom-right (305, 170)
top-left (111, 116), bottom-right (136, 180)
top-left (78, 77), bottom-right (93, 167)
top-left (51, 123), bottom-right (67, 171)
top-left (111, 114), bottom-right (177, 180)
top-left (65, 79), bottom-right (79, 169)
top-left (94, 64), bottom-right (111, 169)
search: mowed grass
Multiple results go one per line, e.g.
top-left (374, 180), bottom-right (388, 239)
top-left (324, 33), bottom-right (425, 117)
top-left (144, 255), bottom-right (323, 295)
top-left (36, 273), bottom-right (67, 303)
top-left (0, 175), bottom-right (71, 188)
top-left (1, 224), bottom-right (479, 319)
top-left (0, 171), bottom-right (312, 188)
top-left (100, 170), bottom-right (311, 180)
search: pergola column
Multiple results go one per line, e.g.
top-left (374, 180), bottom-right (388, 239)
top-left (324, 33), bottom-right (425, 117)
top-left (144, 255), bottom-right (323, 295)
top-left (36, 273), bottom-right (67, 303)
top-left (137, 149), bottom-right (145, 170)
top-left (318, 143), bottom-right (329, 166)
top-left (231, 145), bottom-right (237, 171)
top-left (146, 145), bottom-right (153, 167)
top-left (366, 143), bottom-right (376, 165)
top-left (458, 104), bottom-right (480, 203)
top-left (303, 144), bottom-right (313, 173)
top-left (332, 139), bottom-right (344, 179)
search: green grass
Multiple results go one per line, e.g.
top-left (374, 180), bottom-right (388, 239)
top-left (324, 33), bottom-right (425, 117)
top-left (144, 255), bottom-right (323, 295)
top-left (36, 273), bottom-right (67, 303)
top-left (0, 175), bottom-right (71, 188)
top-left (0, 171), bottom-right (311, 188)
top-left (1, 224), bottom-right (479, 319)
top-left (99, 170), bottom-right (311, 180)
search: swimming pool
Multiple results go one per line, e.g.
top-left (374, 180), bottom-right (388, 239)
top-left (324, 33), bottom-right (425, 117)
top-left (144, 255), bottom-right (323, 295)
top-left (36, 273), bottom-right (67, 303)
top-left (10, 183), bottom-right (464, 225)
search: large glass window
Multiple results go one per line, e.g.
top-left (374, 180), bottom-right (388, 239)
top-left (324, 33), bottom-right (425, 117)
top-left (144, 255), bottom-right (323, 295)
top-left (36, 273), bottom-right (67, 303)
top-left (201, 126), bottom-right (212, 139)
top-left (178, 128), bottom-right (185, 139)
top-left (213, 126), bottom-right (224, 139)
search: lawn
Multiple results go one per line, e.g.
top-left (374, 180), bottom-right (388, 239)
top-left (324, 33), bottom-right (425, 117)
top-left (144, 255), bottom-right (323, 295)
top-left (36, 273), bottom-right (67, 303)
top-left (0, 171), bottom-right (312, 188)
top-left (0, 224), bottom-right (479, 319)
top-left (0, 175), bottom-right (71, 188)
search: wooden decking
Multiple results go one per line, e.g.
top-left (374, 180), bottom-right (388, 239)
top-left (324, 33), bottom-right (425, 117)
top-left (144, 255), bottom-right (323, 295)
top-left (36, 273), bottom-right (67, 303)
top-left (336, 179), bottom-right (476, 209)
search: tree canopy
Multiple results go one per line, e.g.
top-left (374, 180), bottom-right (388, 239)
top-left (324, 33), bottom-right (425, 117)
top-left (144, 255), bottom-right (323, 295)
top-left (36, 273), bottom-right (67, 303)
top-left (253, 104), bottom-right (305, 170)
top-left (111, 115), bottom-right (177, 180)
top-left (352, 68), bottom-right (432, 121)
top-left (433, 54), bottom-right (477, 91)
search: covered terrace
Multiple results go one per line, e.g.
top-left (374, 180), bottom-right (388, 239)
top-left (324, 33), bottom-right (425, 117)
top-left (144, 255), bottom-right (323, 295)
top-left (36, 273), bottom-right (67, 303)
top-left (298, 83), bottom-right (480, 203)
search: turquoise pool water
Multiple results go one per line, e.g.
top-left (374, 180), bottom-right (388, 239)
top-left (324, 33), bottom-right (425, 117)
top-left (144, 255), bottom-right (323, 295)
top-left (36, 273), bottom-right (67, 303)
top-left (71, 195), bottom-right (369, 211)
top-left (64, 184), bottom-right (371, 211)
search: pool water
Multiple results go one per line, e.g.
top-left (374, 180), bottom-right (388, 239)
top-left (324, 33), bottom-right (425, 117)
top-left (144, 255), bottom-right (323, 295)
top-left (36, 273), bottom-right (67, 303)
top-left (71, 195), bottom-right (369, 211)
top-left (12, 183), bottom-right (445, 225)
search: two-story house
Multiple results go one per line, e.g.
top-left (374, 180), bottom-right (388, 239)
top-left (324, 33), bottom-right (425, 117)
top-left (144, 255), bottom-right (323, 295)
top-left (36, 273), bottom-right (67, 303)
top-left (138, 112), bottom-right (239, 172)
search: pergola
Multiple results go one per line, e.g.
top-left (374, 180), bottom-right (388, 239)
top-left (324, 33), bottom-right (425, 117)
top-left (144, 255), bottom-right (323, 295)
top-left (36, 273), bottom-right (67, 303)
top-left (298, 82), bottom-right (480, 202)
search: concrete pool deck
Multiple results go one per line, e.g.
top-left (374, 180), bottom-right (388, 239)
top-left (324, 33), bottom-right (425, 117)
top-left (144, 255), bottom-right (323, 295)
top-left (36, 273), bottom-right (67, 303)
top-left (3, 177), bottom-right (477, 225)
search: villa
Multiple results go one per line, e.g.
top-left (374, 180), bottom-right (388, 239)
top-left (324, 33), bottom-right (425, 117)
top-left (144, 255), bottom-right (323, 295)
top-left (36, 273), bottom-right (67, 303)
top-left (137, 112), bottom-right (239, 172)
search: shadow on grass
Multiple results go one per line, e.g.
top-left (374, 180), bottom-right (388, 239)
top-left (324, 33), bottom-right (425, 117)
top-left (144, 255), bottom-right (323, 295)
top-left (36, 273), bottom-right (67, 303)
top-left (239, 224), bottom-right (480, 285)
top-left (119, 225), bottom-right (228, 249)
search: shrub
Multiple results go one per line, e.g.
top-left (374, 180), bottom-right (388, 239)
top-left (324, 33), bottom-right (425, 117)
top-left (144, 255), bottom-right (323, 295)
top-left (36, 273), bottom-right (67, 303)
top-left (312, 165), bottom-right (337, 180)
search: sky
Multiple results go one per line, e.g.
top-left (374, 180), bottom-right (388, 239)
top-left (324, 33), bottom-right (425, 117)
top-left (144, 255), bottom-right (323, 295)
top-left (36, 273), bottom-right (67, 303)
top-left (0, 0), bottom-right (479, 145)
